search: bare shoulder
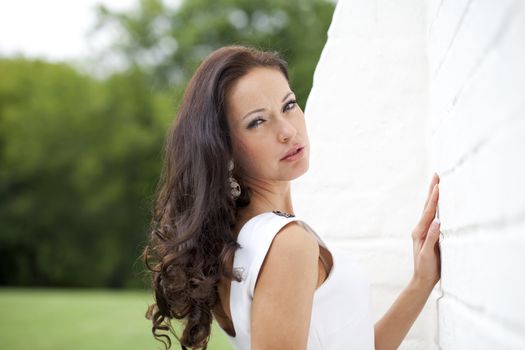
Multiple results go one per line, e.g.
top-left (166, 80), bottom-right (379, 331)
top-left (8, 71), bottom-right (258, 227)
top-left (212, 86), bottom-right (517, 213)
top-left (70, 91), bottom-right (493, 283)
top-left (251, 221), bottom-right (320, 349)
top-left (272, 221), bottom-right (320, 257)
top-left (255, 221), bottom-right (320, 287)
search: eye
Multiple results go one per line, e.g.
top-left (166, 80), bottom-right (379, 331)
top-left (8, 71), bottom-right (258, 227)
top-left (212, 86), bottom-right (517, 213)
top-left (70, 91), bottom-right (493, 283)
top-left (247, 99), bottom-right (297, 130)
top-left (247, 117), bottom-right (265, 129)
top-left (284, 99), bottom-right (297, 112)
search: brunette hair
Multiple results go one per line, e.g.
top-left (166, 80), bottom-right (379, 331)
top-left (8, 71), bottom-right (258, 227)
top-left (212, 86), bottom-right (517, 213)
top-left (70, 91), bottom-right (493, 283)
top-left (141, 44), bottom-right (290, 349)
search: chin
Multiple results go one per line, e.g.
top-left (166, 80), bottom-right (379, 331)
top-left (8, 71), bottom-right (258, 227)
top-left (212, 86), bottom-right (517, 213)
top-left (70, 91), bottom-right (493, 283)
top-left (290, 159), bottom-right (309, 180)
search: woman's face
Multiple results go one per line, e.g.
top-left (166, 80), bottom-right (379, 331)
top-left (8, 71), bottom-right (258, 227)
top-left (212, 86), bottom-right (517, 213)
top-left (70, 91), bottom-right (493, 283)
top-left (226, 67), bottom-right (309, 183)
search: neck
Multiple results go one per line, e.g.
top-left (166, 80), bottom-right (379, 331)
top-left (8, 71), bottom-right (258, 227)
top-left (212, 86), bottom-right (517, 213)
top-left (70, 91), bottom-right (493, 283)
top-left (238, 179), bottom-right (294, 218)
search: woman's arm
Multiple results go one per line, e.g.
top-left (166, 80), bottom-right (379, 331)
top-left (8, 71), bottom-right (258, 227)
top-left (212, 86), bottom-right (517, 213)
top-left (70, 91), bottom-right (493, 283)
top-left (375, 173), bottom-right (442, 350)
top-left (251, 222), bottom-right (320, 350)
top-left (374, 277), bottom-right (436, 350)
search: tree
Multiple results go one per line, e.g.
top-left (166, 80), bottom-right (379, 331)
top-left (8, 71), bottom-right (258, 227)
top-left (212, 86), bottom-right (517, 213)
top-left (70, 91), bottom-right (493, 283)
top-left (92, 0), bottom-right (336, 107)
top-left (0, 58), bottom-right (172, 288)
top-left (0, 0), bottom-right (336, 288)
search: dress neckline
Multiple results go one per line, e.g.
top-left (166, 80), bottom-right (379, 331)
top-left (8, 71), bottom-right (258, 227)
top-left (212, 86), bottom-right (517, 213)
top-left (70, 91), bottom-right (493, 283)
top-left (236, 210), bottom-right (296, 241)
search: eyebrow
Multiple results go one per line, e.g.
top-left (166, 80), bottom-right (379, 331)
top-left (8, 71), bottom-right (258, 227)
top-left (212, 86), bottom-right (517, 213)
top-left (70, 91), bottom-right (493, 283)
top-left (241, 91), bottom-right (294, 121)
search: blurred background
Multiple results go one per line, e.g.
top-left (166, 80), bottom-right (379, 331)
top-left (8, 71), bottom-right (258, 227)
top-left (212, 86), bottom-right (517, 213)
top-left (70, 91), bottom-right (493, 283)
top-left (0, 0), bottom-right (337, 348)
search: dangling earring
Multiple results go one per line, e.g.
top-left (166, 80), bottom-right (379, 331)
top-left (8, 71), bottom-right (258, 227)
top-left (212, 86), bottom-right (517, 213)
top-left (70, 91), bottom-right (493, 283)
top-left (228, 160), bottom-right (241, 200)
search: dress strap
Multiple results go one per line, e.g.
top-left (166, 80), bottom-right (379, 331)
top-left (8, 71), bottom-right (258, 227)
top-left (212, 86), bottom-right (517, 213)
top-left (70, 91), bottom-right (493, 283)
top-left (229, 211), bottom-right (333, 341)
top-left (233, 211), bottom-right (331, 299)
top-left (271, 211), bottom-right (331, 250)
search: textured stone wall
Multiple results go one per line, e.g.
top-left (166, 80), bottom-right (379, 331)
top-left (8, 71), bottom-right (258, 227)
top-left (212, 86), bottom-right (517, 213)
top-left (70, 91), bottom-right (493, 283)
top-left (296, 0), bottom-right (525, 348)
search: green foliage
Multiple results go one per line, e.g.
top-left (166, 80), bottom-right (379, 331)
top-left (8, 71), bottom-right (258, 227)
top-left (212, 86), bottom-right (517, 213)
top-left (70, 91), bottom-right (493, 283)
top-left (94, 0), bottom-right (336, 108)
top-left (0, 0), bottom-right (335, 288)
top-left (0, 59), bottom-right (173, 287)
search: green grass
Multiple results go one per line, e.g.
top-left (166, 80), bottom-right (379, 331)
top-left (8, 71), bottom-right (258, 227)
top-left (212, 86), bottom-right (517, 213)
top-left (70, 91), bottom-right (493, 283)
top-left (0, 288), bottom-right (232, 350)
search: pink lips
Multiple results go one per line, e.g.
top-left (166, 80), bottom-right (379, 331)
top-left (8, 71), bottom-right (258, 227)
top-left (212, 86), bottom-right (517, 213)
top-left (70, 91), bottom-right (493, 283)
top-left (281, 145), bottom-right (303, 160)
top-left (281, 146), bottom-right (305, 161)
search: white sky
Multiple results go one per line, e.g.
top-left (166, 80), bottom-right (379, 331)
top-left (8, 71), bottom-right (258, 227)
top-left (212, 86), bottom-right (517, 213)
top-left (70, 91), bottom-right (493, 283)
top-left (0, 0), bottom-right (334, 74)
top-left (0, 0), bottom-right (140, 61)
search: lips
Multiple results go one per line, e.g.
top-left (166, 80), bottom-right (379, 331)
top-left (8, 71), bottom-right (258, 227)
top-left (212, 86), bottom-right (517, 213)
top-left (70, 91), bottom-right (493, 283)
top-left (281, 145), bottom-right (304, 160)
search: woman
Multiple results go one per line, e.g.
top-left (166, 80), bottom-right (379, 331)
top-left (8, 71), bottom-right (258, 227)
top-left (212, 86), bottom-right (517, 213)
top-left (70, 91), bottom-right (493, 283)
top-left (142, 44), bottom-right (441, 350)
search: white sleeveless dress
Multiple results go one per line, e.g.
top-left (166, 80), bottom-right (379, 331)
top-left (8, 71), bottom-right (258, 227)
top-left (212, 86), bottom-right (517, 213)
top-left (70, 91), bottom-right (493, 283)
top-left (219, 211), bottom-right (375, 349)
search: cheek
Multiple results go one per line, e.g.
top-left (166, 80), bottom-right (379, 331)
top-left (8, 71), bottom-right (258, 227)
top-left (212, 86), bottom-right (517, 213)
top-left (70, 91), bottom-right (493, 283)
top-left (235, 138), bottom-right (274, 172)
top-left (242, 140), bottom-right (269, 163)
top-left (232, 138), bottom-right (256, 166)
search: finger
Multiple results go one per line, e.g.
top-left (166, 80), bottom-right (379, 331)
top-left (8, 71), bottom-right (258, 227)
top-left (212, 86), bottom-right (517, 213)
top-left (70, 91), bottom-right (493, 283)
top-left (415, 184), bottom-right (439, 235)
top-left (421, 185), bottom-right (439, 230)
top-left (422, 218), bottom-right (441, 253)
top-left (423, 173), bottom-right (440, 210)
top-left (423, 174), bottom-right (438, 208)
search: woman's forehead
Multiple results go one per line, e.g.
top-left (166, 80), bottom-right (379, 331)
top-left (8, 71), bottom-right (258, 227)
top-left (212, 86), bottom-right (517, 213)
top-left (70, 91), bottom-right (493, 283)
top-left (227, 68), bottom-right (290, 120)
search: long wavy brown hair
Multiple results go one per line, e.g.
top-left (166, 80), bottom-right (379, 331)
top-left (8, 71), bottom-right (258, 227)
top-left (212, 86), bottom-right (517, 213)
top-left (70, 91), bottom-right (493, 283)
top-left (141, 44), bottom-right (290, 349)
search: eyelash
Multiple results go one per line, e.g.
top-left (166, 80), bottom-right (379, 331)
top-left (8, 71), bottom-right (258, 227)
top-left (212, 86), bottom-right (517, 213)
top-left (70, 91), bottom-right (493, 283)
top-left (247, 99), bottom-right (297, 129)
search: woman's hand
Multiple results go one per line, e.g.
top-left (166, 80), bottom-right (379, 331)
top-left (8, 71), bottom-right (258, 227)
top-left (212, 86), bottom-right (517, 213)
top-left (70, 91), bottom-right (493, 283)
top-left (374, 175), bottom-right (442, 350)
top-left (411, 173), bottom-right (441, 289)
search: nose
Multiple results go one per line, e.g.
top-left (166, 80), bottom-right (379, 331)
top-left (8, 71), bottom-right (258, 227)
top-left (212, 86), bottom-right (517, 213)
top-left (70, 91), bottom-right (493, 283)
top-left (278, 119), bottom-right (297, 143)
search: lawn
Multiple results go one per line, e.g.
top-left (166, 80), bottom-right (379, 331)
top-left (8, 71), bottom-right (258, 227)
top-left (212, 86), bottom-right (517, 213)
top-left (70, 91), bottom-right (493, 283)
top-left (0, 288), bottom-right (232, 350)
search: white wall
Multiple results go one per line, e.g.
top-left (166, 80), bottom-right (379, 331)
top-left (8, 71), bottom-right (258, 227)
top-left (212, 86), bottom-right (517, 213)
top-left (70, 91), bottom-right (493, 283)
top-left (295, 0), bottom-right (525, 348)
top-left (427, 0), bottom-right (525, 348)
top-left (294, 0), bottom-right (436, 348)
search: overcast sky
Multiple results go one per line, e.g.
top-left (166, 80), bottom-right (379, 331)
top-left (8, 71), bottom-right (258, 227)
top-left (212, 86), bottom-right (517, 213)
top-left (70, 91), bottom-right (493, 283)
top-left (0, 0), bottom-right (150, 62)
